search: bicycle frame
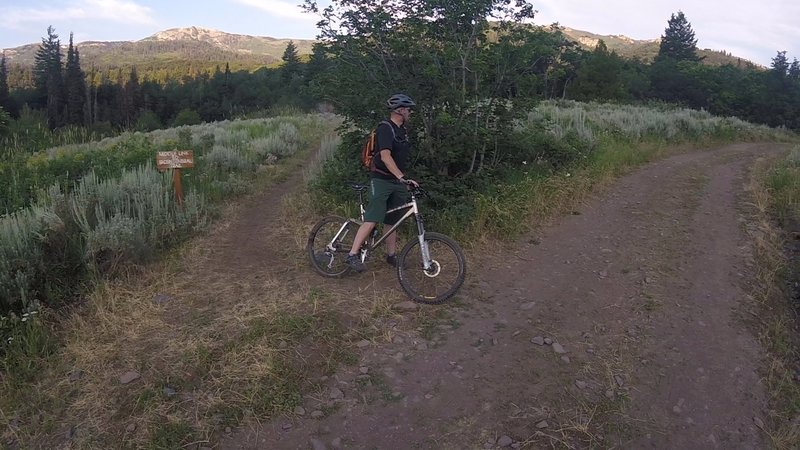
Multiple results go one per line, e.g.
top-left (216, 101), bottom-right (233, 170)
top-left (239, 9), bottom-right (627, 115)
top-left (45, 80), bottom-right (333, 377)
top-left (328, 188), bottom-right (433, 270)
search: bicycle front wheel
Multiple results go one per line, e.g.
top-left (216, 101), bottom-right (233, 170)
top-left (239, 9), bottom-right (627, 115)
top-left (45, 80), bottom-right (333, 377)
top-left (397, 232), bottom-right (466, 304)
top-left (307, 216), bottom-right (357, 277)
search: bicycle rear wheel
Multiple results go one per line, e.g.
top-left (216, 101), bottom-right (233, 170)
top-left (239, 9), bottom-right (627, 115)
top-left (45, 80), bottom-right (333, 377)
top-left (397, 232), bottom-right (466, 304)
top-left (307, 216), bottom-right (357, 277)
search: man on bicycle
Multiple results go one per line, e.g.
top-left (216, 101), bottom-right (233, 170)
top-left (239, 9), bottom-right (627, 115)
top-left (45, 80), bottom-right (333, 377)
top-left (346, 93), bottom-right (420, 272)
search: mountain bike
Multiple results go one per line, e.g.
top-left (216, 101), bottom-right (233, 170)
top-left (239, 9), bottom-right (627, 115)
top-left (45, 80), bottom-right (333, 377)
top-left (307, 183), bottom-right (466, 304)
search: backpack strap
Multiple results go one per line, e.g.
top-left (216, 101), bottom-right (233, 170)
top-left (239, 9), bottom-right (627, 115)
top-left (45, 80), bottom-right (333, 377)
top-left (378, 120), bottom-right (395, 143)
top-left (370, 120), bottom-right (396, 176)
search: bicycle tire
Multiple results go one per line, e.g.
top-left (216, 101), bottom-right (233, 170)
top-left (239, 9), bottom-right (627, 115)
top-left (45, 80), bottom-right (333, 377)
top-left (307, 216), bottom-right (357, 277)
top-left (397, 232), bottom-right (466, 304)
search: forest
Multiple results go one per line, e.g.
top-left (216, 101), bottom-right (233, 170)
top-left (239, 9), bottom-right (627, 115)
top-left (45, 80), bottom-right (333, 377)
top-left (0, 10), bottom-right (798, 142)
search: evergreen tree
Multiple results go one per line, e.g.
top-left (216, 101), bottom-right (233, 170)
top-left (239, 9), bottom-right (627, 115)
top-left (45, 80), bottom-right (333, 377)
top-left (33, 26), bottom-right (66, 128)
top-left (64, 33), bottom-right (87, 126)
top-left (305, 43), bottom-right (330, 83)
top-left (571, 41), bottom-right (626, 102)
top-left (281, 41), bottom-right (302, 80)
top-left (656, 11), bottom-right (701, 62)
top-left (0, 53), bottom-right (11, 115)
top-left (771, 51), bottom-right (789, 77)
top-left (789, 58), bottom-right (800, 81)
top-left (125, 67), bottom-right (143, 126)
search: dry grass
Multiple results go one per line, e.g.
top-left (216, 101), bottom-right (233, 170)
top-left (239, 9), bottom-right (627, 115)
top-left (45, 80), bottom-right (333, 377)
top-left (743, 154), bottom-right (800, 449)
top-left (0, 122), bottom-right (411, 448)
top-left (4, 222), bottom-right (405, 448)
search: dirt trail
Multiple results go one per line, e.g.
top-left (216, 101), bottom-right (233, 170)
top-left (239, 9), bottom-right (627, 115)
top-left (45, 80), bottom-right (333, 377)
top-left (217, 143), bottom-right (783, 449)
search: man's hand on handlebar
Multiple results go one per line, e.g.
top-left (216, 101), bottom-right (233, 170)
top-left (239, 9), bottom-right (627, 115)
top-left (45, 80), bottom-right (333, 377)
top-left (400, 177), bottom-right (419, 188)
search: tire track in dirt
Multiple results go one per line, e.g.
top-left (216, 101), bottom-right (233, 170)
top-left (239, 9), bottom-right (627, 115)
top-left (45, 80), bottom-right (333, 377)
top-left (220, 143), bottom-right (785, 449)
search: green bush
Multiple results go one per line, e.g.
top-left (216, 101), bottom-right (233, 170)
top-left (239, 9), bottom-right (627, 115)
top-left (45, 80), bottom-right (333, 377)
top-left (135, 110), bottom-right (163, 132)
top-left (0, 106), bottom-right (9, 137)
top-left (173, 109), bottom-right (202, 127)
top-left (768, 146), bottom-right (800, 228)
top-left (207, 145), bottom-right (253, 172)
top-left (310, 100), bottom-right (793, 239)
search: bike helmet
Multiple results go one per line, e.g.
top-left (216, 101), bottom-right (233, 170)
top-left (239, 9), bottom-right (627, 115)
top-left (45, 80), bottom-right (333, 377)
top-left (387, 93), bottom-right (416, 110)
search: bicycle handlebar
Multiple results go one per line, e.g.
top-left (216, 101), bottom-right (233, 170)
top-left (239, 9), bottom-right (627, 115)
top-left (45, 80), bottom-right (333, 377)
top-left (409, 186), bottom-right (427, 198)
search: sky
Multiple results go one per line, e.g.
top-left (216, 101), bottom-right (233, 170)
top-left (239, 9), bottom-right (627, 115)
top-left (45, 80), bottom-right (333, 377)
top-left (0, 0), bottom-right (798, 67)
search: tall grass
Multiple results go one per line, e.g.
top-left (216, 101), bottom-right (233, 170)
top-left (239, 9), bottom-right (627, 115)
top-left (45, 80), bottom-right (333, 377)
top-left (0, 112), bottom-right (344, 449)
top-left (747, 146), bottom-right (800, 448)
top-left (522, 100), bottom-right (789, 147)
top-left (0, 113), bottom-right (339, 317)
top-left (304, 132), bottom-right (342, 182)
top-left (766, 146), bottom-right (800, 227)
top-left (465, 100), bottom-right (795, 241)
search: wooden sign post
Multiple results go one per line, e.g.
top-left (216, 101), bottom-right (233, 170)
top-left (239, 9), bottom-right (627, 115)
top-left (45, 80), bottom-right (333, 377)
top-left (156, 150), bottom-right (194, 205)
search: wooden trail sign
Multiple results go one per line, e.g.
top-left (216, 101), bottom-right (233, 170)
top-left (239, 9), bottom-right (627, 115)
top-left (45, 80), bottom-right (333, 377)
top-left (157, 150), bottom-right (194, 169)
top-left (156, 150), bottom-right (194, 205)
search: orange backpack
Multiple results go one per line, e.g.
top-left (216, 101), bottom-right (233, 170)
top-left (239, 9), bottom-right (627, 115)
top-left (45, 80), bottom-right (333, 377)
top-left (361, 120), bottom-right (394, 174)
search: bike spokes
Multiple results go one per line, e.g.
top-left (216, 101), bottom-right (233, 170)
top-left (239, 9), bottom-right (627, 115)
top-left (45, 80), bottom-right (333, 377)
top-left (307, 216), bottom-right (357, 277)
top-left (397, 232), bottom-right (466, 304)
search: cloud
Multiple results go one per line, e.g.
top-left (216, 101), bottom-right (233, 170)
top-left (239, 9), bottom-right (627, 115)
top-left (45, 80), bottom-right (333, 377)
top-left (230, 0), bottom-right (315, 21)
top-left (0, 0), bottom-right (156, 30)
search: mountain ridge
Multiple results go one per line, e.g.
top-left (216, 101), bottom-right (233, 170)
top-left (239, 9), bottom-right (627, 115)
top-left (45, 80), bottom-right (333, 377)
top-left (1, 25), bottom-right (756, 70)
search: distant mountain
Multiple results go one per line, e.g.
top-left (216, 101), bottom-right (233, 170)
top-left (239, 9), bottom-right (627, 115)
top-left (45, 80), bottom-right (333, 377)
top-left (559, 27), bottom-right (758, 68)
top-left (1, 25), bottom-right (757, 74)
top-left (2, 26), bottom-right (316, 71)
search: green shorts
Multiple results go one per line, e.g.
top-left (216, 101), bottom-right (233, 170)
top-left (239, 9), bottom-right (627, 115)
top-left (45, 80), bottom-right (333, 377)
top-left (364, 177), bottom-right (409, 225)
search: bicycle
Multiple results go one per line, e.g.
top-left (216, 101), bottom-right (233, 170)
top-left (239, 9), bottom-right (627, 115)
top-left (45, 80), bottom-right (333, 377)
top-left (307, 182), bottom-right (466, 304)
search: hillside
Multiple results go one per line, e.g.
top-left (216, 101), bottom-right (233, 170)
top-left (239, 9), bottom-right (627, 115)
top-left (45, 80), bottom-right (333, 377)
top-left (2, 26), bottom-right (316, 70)
top-left (559, 27), bottom-right (759, 67)
top-left (0, 24), bottom-right (759, 85)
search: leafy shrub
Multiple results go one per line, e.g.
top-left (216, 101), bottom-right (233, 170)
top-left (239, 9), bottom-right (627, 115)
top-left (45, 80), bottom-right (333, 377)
top-left (250, 135), bottom-right (295, 161)
top-left (70, 166), bottom-right (207, 273)
top-left (0, 106), bottom-right (9, 137)
top-left (135, 110), bottom-right (163, 132)
top-left (206, 145), bottom-right (252, 171)
top-left (0, 207), bottom-right (51, 313)
top-left (173, 109), bottom-right (202, 127)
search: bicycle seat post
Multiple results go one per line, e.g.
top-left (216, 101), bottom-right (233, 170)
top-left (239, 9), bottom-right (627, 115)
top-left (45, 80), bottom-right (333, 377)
top-left (358, 190), bottom-right (365, 221)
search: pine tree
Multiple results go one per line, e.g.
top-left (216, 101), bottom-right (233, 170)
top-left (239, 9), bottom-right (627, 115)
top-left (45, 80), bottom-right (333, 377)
top-left (656, 11), bottom-right (701, 62)
top-left (64, 33), bottom-right (87, 126)
top-left (305, 43), bottom-right (330, 85)
top-left (571, 40), bottom-right (626, 102)
top-left (281, 41), bottom-right (301, 81)
top-left (33, 26), bottom-right (66, 128)
top-left (0, 53), bottom-right (10, 115)
top-left (789, 58), bottom-right (800, 81)
top-left (771, 51), bottom-right (789, 77)
top-left (125, 67), bottom-right (143, 127)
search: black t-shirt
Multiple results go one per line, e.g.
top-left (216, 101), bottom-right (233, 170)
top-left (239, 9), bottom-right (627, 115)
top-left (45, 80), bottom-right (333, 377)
top-left (372, 120), bottom-right (411, 180)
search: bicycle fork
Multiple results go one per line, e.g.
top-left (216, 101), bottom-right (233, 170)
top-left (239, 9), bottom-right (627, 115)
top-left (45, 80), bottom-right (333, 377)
top-left (415, 215), bottom-right (433, 271)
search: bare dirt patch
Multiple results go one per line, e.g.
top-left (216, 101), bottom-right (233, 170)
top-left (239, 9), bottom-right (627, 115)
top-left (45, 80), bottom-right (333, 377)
top-left (205, 143), bottom-right (791, 449)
